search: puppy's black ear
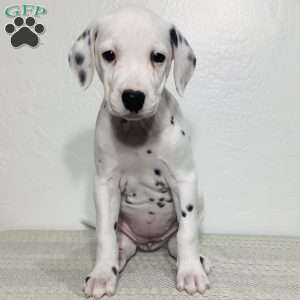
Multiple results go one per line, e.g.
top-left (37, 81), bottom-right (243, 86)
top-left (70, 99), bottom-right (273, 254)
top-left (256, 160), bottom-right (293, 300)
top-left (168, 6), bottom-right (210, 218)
top-left (170, 26), bottom-right (196, 96)
top-left (68, 24), bottom-right (98, 89)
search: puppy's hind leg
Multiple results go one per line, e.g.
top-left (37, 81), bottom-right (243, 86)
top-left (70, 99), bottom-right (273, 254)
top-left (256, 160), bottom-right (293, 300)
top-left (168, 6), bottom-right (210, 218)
top-left (117, 231), bottom-right (137, 272)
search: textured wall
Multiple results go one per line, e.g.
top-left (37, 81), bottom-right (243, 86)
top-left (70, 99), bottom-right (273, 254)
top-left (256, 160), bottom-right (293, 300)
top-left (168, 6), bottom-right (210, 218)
top-left (1, 0), bottom-right (300, 235)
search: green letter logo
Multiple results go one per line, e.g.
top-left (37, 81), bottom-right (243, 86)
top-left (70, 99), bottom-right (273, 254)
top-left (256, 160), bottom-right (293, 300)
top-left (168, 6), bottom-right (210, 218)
top-left (5, 5), bottom-right (20, 17)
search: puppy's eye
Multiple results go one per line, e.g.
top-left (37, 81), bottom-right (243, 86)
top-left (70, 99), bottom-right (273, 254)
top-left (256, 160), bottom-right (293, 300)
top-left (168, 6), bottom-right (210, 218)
top-left (151, 51), bottom-right (166, 63)
top-left (102, 50), bottom-right (115, 62)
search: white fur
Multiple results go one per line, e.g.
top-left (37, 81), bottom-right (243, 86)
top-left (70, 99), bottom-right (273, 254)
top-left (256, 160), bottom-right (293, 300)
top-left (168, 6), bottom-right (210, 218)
top-left (69, 6), bottom-right (210, 298)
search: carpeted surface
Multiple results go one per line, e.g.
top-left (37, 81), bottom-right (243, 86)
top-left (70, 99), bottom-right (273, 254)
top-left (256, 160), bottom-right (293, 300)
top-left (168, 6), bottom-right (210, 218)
top-left (0, 230), bottom-right (299, 299)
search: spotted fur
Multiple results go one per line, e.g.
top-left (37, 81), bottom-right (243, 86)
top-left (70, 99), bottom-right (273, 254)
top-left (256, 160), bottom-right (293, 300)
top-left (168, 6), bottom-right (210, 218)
top-left (68, 7), bottom-right (208, 298)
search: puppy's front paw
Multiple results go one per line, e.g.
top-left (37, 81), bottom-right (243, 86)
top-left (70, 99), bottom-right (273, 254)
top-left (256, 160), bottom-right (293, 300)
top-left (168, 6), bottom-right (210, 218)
top-left (176, 261), bottom-right (210, 295)
top-left (84, 266), bottom-right (119, 298)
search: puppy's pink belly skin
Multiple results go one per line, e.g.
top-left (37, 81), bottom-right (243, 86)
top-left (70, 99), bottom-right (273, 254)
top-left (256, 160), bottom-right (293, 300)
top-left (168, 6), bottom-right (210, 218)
top-left (119, 202), bottom-right (178, 245)
top-left (118, 166), bottom-right (178, 246)
top-left (119, 211), bottom-right (177, 243)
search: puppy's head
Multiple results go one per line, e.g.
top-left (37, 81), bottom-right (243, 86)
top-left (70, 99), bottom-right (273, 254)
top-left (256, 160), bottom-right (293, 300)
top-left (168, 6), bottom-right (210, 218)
top-left (68, 7), bottom-right (196, 120)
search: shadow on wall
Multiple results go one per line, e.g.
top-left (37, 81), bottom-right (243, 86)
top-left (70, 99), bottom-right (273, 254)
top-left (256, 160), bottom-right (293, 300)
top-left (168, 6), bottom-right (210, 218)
top-left (63, 128), bottom-right (96, 227)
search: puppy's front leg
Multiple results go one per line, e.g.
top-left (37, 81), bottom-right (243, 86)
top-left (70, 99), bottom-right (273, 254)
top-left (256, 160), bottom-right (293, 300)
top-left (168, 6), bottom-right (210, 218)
top-left (174, 177), bottom-right (210, 295)
top-left (84, 176), bottom-right (120, 299)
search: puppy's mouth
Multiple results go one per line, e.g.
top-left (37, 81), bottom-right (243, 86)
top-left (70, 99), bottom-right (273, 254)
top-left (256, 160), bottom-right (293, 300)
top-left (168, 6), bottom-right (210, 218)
top-left (108, 104), bottom-right (159, 121)
top-left (122, 110), bottom-right (157, 121)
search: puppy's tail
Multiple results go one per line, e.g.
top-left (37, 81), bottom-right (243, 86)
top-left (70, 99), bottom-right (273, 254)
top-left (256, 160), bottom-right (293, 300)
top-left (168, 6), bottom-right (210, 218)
top-left (81, 219), bottom-right (96, 229)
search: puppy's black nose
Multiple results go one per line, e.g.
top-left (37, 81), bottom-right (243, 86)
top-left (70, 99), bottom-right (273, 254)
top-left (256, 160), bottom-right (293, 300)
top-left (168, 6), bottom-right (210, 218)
top-left (122, 89), bottom-right (145, 113)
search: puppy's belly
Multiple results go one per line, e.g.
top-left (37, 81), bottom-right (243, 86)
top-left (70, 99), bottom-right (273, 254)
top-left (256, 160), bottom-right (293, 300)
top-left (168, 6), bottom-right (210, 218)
top-left (118, 172), bottom-right (178, 249)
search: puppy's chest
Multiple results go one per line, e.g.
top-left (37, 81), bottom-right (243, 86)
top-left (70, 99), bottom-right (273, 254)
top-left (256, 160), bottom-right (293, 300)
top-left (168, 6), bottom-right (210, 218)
top-left (120, 166), bottom-right (173, 208)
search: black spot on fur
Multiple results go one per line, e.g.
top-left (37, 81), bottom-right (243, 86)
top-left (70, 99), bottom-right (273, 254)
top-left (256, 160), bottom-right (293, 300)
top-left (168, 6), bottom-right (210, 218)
top-left (68, 55), bottom-right (71, 65)
top-left (183, 38), bottom-right (189, 46)
top-left (187, 53), bottom-right (196, 68)
top-left (154, 169), bottom-right (161, 176)
top-left (200, 256), bottom-right (204, 265)
top-left (181, 130), bottom-right (186, 136)
top-left (159, 198), bottom-right (165, 202)
top-left (166, 198), bottom-right (173, 203)
top-left (157, 202), bottom-right (165, 208)
top-left (182, 211), bottom-right (187, 217)
top-left (132, 193), bottom-right (136, 197)
top-left (178, 33), bottom-right (183, 43)
top-left (79, 70), bottom-right (86, 85)
top-left (171, 116), bottom-right (174, 125)
top-left (85, 276), bottom-right (90, 283)
top-left (157, 183), bottom-right (168, 193)
top-left (114, 222), bottom-right (117, 230)
top-left (94, 31), bottom-right (98, 41)
top-left (88, 37), bottom-right (91, 46)
top-left (82, 31), bottom-right (87, 39)
top-left (147, 149), bottom-right (152, 154)
top-left (125, 198), bottom-right (133, 204)
top-left (170, 27), bottom-right (178, 48)
top-left (75, 53), bottom-right (84, 65)
top-left (112, 266), bottom-right (117, 276)
top-left (159, 187), bottom-right (168, 193)
top-left (187, 204), bottom-right (194, 212)
top-left (149, 211), bottom-right (155, 215)
top-left (149, 198), bottom-right (155, 202)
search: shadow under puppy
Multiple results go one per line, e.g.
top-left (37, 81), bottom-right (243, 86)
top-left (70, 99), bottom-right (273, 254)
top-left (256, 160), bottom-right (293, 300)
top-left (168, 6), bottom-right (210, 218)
top-left (68, 6), bottom-right (211, 299)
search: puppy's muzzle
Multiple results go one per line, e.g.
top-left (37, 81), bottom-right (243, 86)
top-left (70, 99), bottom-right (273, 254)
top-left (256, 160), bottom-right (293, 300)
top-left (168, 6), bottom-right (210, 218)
top-left (122, 89), bottom-right (145, 113)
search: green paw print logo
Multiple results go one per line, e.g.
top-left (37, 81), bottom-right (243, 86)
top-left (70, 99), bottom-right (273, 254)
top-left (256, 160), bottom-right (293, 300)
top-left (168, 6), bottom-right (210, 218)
top-left (4, 4), bottom-right (47, 48)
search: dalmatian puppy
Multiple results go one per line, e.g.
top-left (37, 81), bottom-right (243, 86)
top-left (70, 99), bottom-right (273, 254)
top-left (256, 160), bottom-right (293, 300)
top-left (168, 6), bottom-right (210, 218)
top-left (68, 6), bottom-right (211, 299)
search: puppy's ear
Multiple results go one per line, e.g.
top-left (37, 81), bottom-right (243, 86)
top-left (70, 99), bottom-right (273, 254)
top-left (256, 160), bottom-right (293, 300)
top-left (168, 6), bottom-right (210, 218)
top-left (68, 24), bottom-right (98, 89)
top-left (170, 26), bottom-right (196, 97)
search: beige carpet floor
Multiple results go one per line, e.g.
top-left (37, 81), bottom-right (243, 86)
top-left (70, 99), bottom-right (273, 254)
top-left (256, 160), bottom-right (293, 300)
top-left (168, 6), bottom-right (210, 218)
top-left (0, 230), bottom-right (299, 299)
